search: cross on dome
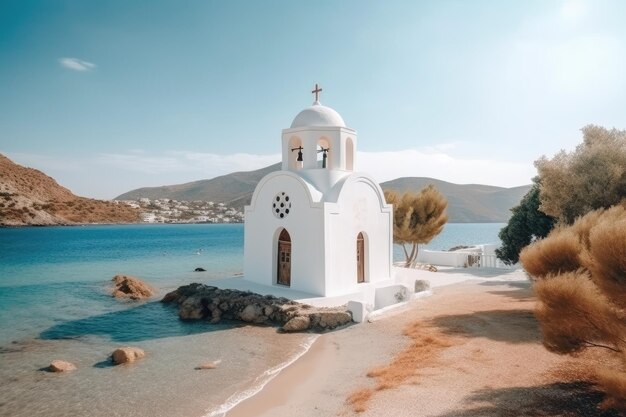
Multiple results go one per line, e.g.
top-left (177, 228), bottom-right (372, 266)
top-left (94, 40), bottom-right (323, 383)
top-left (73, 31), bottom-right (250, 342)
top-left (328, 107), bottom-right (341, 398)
top-left (311, 83), bottom-right (322, 104)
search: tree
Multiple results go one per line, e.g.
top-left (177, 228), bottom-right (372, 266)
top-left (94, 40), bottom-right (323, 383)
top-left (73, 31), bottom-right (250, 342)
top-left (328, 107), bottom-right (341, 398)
top-left (535, 125), bottom-right (626, 224)
top-left (495, 183), bottom-right (555, 265)
top-left (520, 203), bottom-right (626, 411)
top-left (385, 186), bottom-right (448, 268)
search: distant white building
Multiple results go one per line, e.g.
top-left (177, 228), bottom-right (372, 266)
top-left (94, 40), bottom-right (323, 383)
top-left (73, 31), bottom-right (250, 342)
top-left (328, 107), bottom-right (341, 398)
top-left (243, 89), bottom-right (393, 297)
top-left (140, 212), bottom-right (157, 223)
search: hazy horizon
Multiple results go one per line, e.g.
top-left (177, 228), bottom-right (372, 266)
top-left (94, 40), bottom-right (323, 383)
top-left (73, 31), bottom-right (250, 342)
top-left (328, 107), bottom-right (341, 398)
top-left (2, 0), bottom-right (625, 199)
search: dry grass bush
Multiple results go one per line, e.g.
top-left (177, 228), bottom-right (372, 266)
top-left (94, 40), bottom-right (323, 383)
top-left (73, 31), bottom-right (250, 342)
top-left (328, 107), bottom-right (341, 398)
top-left (595, 366), bottom-right (626, 412)
top-left (520, 228), bottom-right (583, 279)
top-left (521, 203), bottom-right (626, 412)
top-left (385, 187), bottom-right (448, 267)
top-left (584, 208), bottom-right (626, 309)
top-left (347, 322), bottom-right (453, 413)
top-left (534, 273), bottom-right (623, 354)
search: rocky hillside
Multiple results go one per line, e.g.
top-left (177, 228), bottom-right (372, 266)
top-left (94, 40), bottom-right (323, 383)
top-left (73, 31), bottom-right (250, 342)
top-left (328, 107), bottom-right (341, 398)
top-left (116, 164), bottom-right (531, 223)
top-left (0, 154), bottom-right (140, 226)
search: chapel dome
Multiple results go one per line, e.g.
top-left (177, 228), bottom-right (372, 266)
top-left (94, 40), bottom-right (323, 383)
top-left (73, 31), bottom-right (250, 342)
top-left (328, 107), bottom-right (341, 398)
top-left (290, 102), bottom-right (346, 128)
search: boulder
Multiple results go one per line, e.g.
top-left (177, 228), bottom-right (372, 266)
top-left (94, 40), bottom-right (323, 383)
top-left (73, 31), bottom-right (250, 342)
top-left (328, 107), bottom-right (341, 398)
top-left (111, 347), bottom-right (145, 365)
top-left (283, 316), bottom-right (311, 332)
top-left (179, 297), bottom-right (205, 320)
top-left (48, 360), bottom-right (76, 372)
top-left (111, 275), bottom-right (155, 300)
top-left (239, 304), bottom-right (266, 323)
top-left (414, 279), bottom-right (431, 293)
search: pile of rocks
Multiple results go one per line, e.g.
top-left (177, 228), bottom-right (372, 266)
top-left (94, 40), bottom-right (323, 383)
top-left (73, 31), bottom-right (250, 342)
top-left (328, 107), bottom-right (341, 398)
top-left (161, 284), bottom-right (352, 332)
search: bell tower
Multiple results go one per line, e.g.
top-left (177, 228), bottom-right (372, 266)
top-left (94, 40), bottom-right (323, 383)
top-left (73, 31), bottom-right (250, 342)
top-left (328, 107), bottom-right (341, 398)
top-left (281, 84), bottom-right (357, 175)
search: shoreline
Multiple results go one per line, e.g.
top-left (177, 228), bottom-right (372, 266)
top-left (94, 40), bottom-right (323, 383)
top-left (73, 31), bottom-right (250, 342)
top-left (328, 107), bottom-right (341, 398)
top-left (220, 270), bottom-right (606, 417)
top-left (205, 334), bottom-right (320, 417)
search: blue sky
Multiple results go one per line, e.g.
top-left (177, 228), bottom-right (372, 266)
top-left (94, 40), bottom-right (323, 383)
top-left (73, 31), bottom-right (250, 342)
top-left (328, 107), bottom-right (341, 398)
top-left (1, 0), bottom-right (625, 198)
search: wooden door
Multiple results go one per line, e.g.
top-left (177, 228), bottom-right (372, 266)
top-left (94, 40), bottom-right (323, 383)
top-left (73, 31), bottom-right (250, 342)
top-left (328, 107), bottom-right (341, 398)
top-left (357, 232), bottom-right (365, 283)
top-left (277, 229), bottom-right (291, 286)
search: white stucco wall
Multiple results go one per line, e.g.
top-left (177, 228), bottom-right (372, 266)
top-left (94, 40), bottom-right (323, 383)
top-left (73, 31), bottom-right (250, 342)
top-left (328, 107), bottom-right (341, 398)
top-left (324, 175), bottom-right (393, 296)
top-left (244, 172), bottom-right (327, 295)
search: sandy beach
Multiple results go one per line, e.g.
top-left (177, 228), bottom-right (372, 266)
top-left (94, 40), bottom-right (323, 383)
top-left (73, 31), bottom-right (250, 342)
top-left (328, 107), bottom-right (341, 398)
top-left (228, 268), bottom-right (620, 417)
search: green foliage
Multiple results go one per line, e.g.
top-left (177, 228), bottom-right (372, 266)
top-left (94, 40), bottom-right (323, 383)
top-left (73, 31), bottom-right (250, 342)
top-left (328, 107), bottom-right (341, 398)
top-left (495, 183), bottom-right (555, 265)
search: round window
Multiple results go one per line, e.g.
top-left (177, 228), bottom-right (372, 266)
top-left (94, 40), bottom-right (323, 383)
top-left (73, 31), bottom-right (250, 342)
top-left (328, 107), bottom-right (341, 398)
top-left (272, 192), bottom-right (291, 219)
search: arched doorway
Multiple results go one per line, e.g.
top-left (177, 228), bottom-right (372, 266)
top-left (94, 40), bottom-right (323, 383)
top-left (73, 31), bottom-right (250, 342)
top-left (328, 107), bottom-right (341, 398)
top-left (277, 229), bottom-right (291, 286)
top-left (357, 232), bottom-right (365, 283)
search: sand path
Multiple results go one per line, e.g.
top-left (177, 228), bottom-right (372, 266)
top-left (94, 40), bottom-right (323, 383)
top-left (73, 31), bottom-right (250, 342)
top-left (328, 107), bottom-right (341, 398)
top-left (228, 271), bottom-right (618, 417)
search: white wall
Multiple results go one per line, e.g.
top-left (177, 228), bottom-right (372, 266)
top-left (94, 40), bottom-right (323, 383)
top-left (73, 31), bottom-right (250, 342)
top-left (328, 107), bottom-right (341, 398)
top-left (324, 175), bottom-right (393, 296)
top-left (244, 172), bottom-right (327, 296)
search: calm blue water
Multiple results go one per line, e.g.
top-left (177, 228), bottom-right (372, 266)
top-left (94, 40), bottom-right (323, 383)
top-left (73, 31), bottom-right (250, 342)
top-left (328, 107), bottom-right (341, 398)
top-left (0, 222), bottom-right (502, 345)
top-left (0, 222), bottom-right (503, 417)
top-left (0, 224), bottom-right (244, 346)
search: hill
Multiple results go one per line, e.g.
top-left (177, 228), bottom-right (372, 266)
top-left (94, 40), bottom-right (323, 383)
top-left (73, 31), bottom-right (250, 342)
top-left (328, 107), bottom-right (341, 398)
top-left (116, 163), bottom-right (282, 205)
top-left (380, 177), bottom-right (531, 223)
top-left (0, 154), bottom-right (140, 226)
top-left (116, 164), bottom-right (531, 223)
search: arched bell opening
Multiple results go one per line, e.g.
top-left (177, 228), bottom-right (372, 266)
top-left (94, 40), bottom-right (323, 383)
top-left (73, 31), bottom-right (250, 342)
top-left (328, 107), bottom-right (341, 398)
top-left (316, 137), bottom-right (331, 169)
top-left (346, 137), bottom-right (354, 171)
top-left (288, 137), bottom-right (303, 170)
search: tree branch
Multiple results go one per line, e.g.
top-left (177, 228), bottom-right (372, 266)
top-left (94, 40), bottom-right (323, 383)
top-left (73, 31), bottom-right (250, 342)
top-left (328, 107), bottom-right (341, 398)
top-left (582, 341), bottom-right (622, 353)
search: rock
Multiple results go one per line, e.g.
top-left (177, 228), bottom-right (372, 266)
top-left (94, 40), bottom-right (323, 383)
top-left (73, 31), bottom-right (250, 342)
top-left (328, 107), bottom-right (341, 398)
top-left (111, 275), bottom-right (155, 300)
top-left (179, 297), bottom-right (205, 320)
top-left (283, 316), bottom-right (311, 332)
top-left (312, 311), bottom-right (352, 329)
top-left (111, 347), bottom-right (145, 365)
top-left (48, 360), bottom-right (76, 372)
top-left (194, 267), bottom-right (206, 272)
top-left (414, 279), bottom-right (431, 293)
top-left (239, 304), bottom-right (266, 323)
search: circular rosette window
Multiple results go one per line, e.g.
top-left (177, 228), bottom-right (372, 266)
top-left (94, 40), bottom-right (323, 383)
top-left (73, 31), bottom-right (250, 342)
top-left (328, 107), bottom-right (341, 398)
top-left (272, 192), bottom-right (291, 219)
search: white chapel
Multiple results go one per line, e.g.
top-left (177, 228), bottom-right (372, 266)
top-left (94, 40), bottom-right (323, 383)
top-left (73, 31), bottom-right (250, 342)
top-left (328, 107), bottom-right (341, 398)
top-left (243, 85), bottom-right (393, 297)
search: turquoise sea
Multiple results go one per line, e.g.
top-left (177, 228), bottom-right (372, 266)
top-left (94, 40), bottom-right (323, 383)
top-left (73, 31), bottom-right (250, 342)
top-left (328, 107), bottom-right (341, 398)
top-left (0, 223), bottom-right (503, 417)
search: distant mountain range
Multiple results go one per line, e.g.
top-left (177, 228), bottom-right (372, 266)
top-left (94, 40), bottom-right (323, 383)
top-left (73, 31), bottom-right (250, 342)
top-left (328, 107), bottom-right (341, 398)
top-left (116, 164), bottom-right (531, 223)
top-left (0, 154), bottom-right (140, 226)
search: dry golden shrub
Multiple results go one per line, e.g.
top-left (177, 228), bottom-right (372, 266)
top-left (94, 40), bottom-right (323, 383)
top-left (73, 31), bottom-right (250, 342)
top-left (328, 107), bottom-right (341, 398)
top-left (583, 207), bottom-right (626, 309)
top-left (520, 228), bottom-right (583, 279)
top-left (534, 273), bottom-right (620, 354)
top-left (522, 203), bottom-right (626, 411)
top-left (385, 186), bottom-right (448, 267)
top-left (595, 365), bottom-right (626, 411)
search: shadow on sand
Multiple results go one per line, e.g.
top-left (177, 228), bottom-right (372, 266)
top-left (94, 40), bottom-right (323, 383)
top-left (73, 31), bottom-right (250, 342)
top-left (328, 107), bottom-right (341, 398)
top-left (436, 381), bottom-right (621, 417)
top-left (430, 308), bottom-right (539, 344)
top-left (39, 301), bottom-right (240, 343)
top-left (479, 280), bottom-right (535, 302)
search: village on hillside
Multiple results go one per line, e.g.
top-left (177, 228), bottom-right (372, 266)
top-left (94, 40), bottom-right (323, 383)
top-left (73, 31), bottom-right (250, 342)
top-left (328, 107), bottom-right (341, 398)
top-left (119, 198), bottom-right (244, 224)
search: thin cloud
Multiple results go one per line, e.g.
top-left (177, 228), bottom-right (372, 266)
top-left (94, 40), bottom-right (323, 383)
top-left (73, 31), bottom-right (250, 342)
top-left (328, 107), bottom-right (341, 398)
top-left (58, 57), bottom-right (96, 72)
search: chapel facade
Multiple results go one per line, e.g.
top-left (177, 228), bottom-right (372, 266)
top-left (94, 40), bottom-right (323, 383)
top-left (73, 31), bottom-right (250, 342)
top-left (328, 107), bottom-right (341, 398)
top-left (243, 86), bottom-right (393, 297)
